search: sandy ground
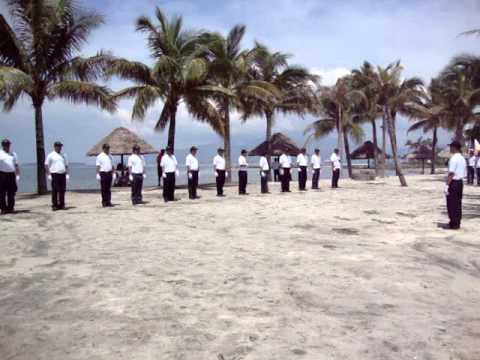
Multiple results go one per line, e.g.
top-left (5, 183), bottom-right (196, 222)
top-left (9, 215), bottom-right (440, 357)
top-left (0, 174), bottom-right (479, 360)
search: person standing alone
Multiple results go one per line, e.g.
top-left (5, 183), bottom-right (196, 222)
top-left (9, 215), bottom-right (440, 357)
top-left (238, 149), bottom-right (249, 195)
top-left (297, 148), bottom-right (308, 191)
top-left (45, 141), bottom-right (69, 211)
top-left (330, 148), bottom-right (341, 188)
top-left (445, 141), bottom-right (467, 230)
top-left (128, 144), bottom-right (146, 205)
top-left (259, 153), bottom-right (270, 194)
top-left (213, 148), bottom-right (227, 197)
top-left (0, 139), bottom-right (20, 214)
top-left (279, 151), bottom-right (292, 192)
top-left (186, 146), bottom-right (200, 200)
top-left (96, 144), bottom-right (115, 207)
top-left (311, 148), bottom-right (321, 190)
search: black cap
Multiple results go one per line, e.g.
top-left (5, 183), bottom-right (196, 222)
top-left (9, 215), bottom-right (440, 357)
top-left (1, 139), bottom-right (11, 146)
top-left (102, 143), bottom-right (110, 150)
top-left (314, 148), bottom-right (320, 152)
top-left (190, 146), bottom-right (198, 151)
top-left (218, 147), bottom-right (224, 152)
top-left (54, 141), bottom-right (63, 147)
top-left (132, 144), bottom-right (140, 151)
top-left (448, 140), bottom-right (462, 149)
top-left (241, 149), bottom-right (247, 155)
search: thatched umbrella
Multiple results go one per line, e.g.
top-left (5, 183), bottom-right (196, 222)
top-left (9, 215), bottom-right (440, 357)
top-left (248, 132), bottom-right (301, 157)
top-left (86, 127), bottom-right (158, 174)
top-left (350, 141), bottom-right (389, 168)
top-left (405, 144), bottom-right (432, 174)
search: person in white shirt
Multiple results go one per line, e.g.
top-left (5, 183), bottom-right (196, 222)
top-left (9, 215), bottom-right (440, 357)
top-left (96, 143), bottom-right (115, 207)
top-left (467, 148), bottom-right (475, 185)
top-left (213, 148), bottom-right (226, 197)
top-left (279, 151), bottom-right (292, 192)
top-left (127, 144), bottom-right (146, 205)
top-left (272, 157), bottom-right (280, 182)
top-left (296, 148), bottom-right (308, 191)
top-left (311, 148), bottom-right (321, 190)
top-left (330, 148), bottom-right (341, 188)
top-left (45, 141), bottom-right (69, 210)
top-left (160, 146), bottom-right (179, 202)
top-left (0, 139), bottom-right (20, 214)
top-left (445, 141), bottom-right (467, 230)
top-left (259, 153), bottom-right (270, 194)
top-left (186, 146), bottom-right (200, 200)
top-left (238, 149), bottom-right (249, 195)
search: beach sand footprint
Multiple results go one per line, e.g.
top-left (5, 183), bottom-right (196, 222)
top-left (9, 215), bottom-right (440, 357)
top-left (332, 228), bottom-right (359, 235)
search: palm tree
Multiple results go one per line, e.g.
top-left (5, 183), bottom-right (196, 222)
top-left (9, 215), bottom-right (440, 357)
top-left (112, 7), bottom-right (222, 151)
top-left (242, 43), bottom-right (318, 168)
top-left (405, 136), bottom-right (434, 174)
top-left (0, 0), bottom-right (116, 194)
top-left (406, 79), bottom-right (447, 174)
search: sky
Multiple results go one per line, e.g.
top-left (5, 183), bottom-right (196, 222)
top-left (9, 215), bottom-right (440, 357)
top-left (0, 0), bottom-right (479, 163)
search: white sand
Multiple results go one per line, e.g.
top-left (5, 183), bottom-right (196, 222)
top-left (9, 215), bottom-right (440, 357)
top-left (0, 175), bottom-right (479, 360)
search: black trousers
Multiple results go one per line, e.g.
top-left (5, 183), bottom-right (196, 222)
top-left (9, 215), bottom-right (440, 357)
top-left (163, 172), bottom-right (176, 201)
top-left (238, 170), bottom-right (248, 194)
top-left (0, 171), bottom-right (17, 212)
top-left (447, 180), bottom-right (463, 228)
top-left (157, 166), bottom-right (163, 186)
top-left (298, 166), bottom-right (307, 190)
top-left (100, 172), bottom-right (113, 206)
top-left (131, 174), bottom-right (143, 204)
top-left (188, 170), bottom-right (199, 199)
top-left (281, 168), bottom-right (291, 192)
top-left (274, 169), bottom-right (280, 182)
top-left (477, 168), bottom-right (480, 186)
top-left (260, 171), bottom-right (269, 193)
top-left (312, 168), bottom-right (320, 189)
top-left (467, 166), bottom-right (475, 184)
top-left (216, 170), bottom-right (225, 195)
top-left (51, 173), bottom-right (66, 209)
top-left (332, 169), bottom-right (340, 188)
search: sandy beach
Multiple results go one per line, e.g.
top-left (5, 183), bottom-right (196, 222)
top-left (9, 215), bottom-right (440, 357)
top-left (0, 175), bottom-right (479, 360)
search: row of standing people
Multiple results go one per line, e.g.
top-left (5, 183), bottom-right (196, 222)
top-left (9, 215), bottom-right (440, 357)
top-left (466, 148), bottom-right (480, 186)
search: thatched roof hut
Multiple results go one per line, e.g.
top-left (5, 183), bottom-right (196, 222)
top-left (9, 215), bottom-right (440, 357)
top-left (86, 127), bottom-right (158, 156)
top-left (405, 144), bottom-right (432, 161)
top-left (350, 141), bottom-right (389, 160)
top-left (248, 133), bottom-right (301, 156)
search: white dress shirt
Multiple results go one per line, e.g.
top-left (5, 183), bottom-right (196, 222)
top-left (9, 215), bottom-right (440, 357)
top-left (45, 151), bottom-right (68, 174)
top-left (185, 154), bottom-right (199, 171)
top-left (476, 156), bottom-right (480, 169)
top-left (330, 153), bottom-right (341, 170)
top-left (259, 156), bottom-right (269, 171)
top-left (279, 154), bottom-right (291, 168)
top-left (311, 154), bottom-right (321, 169)
top-left (96, 152), bottom-right (114, 172)
top-left (213, 155), bottom-right (226, 170)
top-left (297, 153), bottom-right (308, 167)
top-left (0, 150), bottom-right (18, 173)
top-left (160, 154), bottom-right (178, 173)
top-left (238, 155), bottom-right (248, 171)
top-left (128, 154), bottom-right (146, 174)
top-left (449, 153), bottom-right (466, 180)
top-left (468, 156), bottom-right (476, 167)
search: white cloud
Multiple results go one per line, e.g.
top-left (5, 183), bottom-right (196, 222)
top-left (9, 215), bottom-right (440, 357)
top-left (311, 67), bottom-right (351, 86)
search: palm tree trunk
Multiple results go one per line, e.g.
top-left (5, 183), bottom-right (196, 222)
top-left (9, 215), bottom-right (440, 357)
top-left (454, 120), bottom-right (464, 144)
top-left (371, 118), bottom-right (379, 176)
top-left (224, 98), bottom-right (231, 183)
top-left (379, 116), bottom-right (386, 178)
top-left (167, 103), bottom-right (177, 151)
top-left (431, 126), bottom-right (437, 175)
top-left (34, 102), bottom-right (47, 195)
top-left (337, 106), bottom-right (345, 166)
top-left (265, 110), bottom-right (273, 181)
top-left (386, 110), bottom-right (407, 186)
top-left (343, 128), bottom-right (353, 178)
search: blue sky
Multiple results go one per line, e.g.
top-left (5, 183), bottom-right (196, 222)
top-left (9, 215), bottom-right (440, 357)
top-left (0, 0), bottom-right (479, 162)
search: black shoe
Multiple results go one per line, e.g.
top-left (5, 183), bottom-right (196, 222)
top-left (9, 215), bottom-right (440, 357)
top-left (217, 194), bottom-right (225, 197)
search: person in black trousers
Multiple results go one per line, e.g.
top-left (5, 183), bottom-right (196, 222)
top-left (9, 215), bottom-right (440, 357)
top-left (156, 149), bottom-right (165, 187)
top-left (238, 149), bottom-right (249, 195)
top-left (279, 152), bottom-right (292, 192)
top-left (160, 146), bottom-right (178, 202)
top-left (296, 148), bottom-right (308, 191)
top-left (95, 144), bottom-right (115, 207)
top-left (128, 144), bottom-right (146, 205)
top-left (213, 148), bottom-right (227, 197)
top-left (0, 139), bottom-right (20, 214)
top-left (186, 146), bottom-right (200, 199)
top-left (311, 148), bottom-right (321, 189)
top-left (259, 154), bottom-right (270, 194)
top-left (273, 158), bottom-right (280, 182)
top-left (467, 149), bottom-right (475, 185)
top-left (45, 141), bottom-right (69, 210)
top-left (331, 148), bottom-right (341, 188)
top-left (445, 141), bottom-right (467, 230)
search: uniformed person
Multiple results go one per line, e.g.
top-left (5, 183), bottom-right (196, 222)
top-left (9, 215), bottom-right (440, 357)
top-left (186, 146), bottom-right (200, 199)
top-left (296, 148), bottom-right (308, 191)
top-left (279, 151), bottom-right (291, 192)
top-left (445, 141), bottom-right (467, 230)
top-left (311, 148), bottom-right (321, 189)
top-left (127, 144), bottom-right (146, 205)
top-left (467, 149), bottom-right (475, 185)
top-left (95, 144), bottom-right (115, 207)
top-left (160, 146), bottom-right (178, 202)
top-left (238, 149), bottom-right (249, 195)
top-left (259, 153), bottom-right (270, 194)
top-left (0, 139), bottom-right (20, 214)
top-left (45, 141), bottom-right (69, 211)
top-left (213, 148), bottom-right (226, 197)
top-left (330, 148), bottom-right (341, 188)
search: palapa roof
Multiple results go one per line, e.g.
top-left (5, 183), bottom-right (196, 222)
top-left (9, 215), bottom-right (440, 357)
top-left (405, 144), bottom-right (433, 160)
top-left (248, 133), bottom-right (302, 156)
top-left (86, 127), bottom-right (158, 156)
top-left (350, 141), bottom-right (390, 160)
